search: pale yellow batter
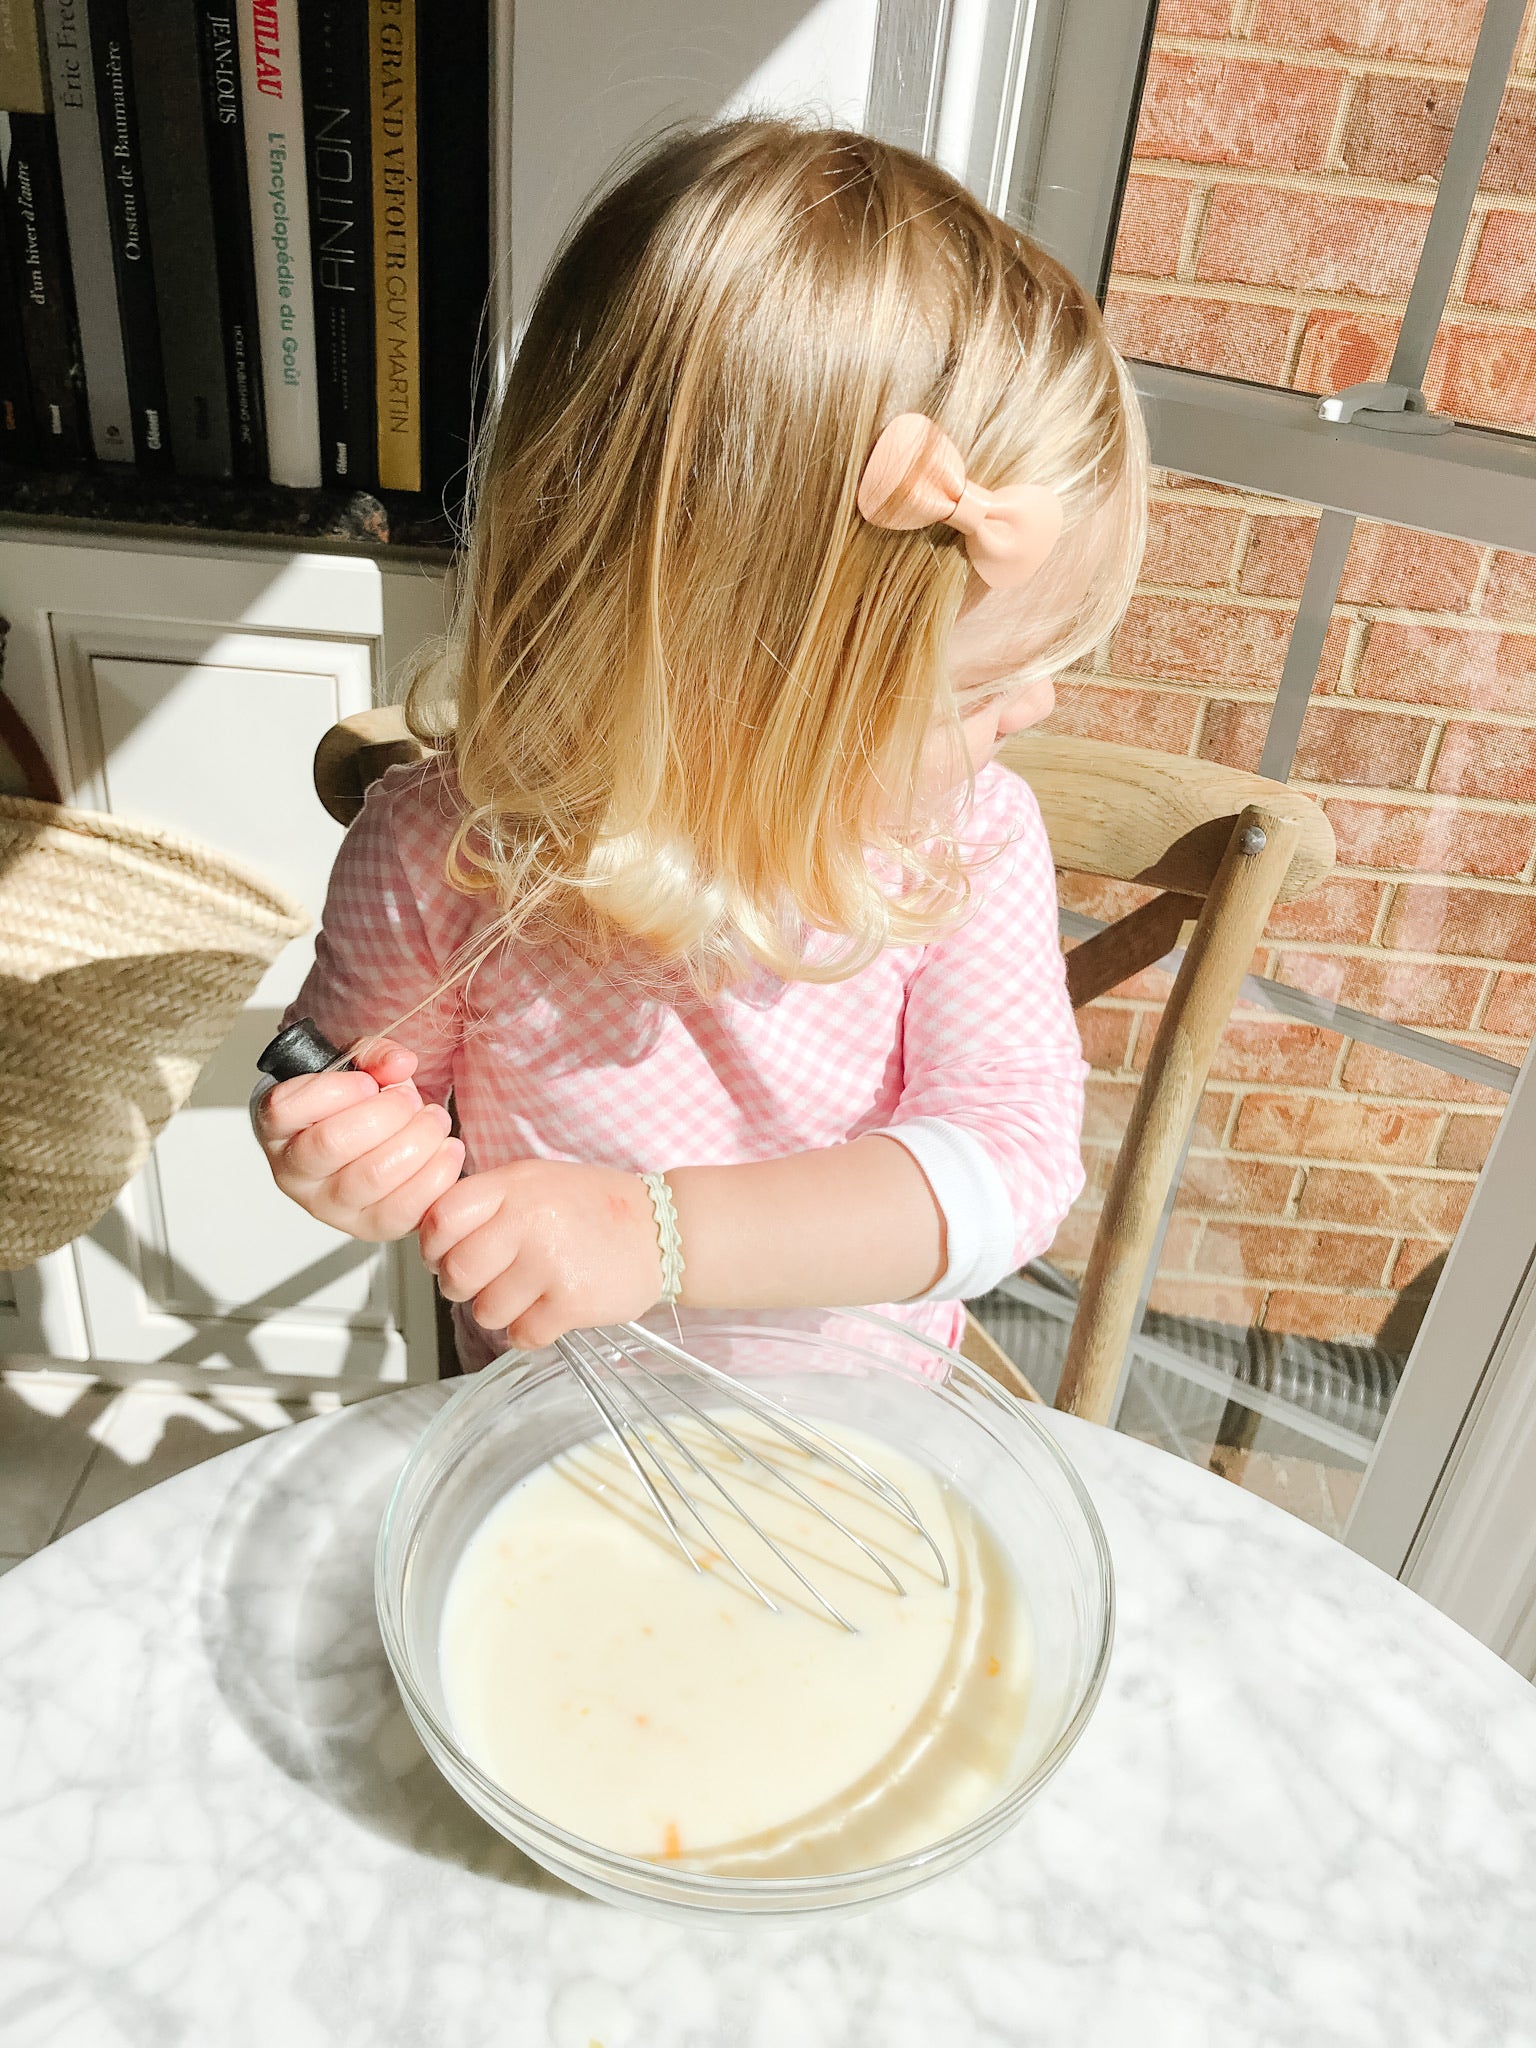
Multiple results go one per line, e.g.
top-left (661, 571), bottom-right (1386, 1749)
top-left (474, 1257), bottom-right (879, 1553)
top-left (438, 1411), bottom-right (1031, 1876)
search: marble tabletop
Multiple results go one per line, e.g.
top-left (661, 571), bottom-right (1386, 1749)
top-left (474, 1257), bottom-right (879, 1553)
top-left (2, 1386), bottom-right (1534, 2048)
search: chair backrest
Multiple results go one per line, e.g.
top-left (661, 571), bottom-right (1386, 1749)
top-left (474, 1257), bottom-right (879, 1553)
top-left (313, 711), bottom-right (1335, 1426)
top-left (314, 707), bottom-right (430, 825)
top-left (1002, 732), bottom-right (1333, 1008)
top-left (1000, 732), bottom-right (1334, 1424)
top-left (1002, 731), bottom-right (1333, 900)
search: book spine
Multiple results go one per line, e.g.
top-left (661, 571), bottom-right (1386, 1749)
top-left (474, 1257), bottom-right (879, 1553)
top-left (90, 0), bottom-right (169, 466)
top-left (300, 0), bottom-right (371, 489)
top-left (368, 0), bottom-right (415, 492)
top-left (0, 145), bottom-right (37, 457)
top-left (237, 0), bottom-right (318, 487)
top-left (193, 2), bottom-right (263, 477)
top-left (1, 110), bottom-right (86, 457)
top-left (126, 0), bottom-right (231, 477)
top-left (40, 0), bottom-right (133, 461)
top-left (0, 0), bottom-right (48, 113)
top-left (418, 0), bottom-right (488, 508)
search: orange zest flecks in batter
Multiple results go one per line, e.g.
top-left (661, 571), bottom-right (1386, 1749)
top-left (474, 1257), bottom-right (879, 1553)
top-left (662, 1821), bottom-right (682, 1859)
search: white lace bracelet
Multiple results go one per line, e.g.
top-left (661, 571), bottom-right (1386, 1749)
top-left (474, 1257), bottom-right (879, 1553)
top-left (641, 1170), bottom-right (685, 1305)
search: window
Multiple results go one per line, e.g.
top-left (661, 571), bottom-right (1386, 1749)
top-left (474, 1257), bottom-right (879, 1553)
top-left (1103, 1), bottom-right (1536, 435)
top-left (954, 0), bottom-right (1536, 1560)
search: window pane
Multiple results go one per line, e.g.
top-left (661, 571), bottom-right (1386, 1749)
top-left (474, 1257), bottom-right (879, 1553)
top-left (1103, 0), bottom-right (1536, 433)
top-left (988, 471), bottom-right (1535, 1538)
top-left (976, 1003), bottom-right (1511, 1540)
top-left (1441, 11), bottom-right (1536, 434)
top-left (1048, 468), bottom-right (1322, 759)
top-left (1198, 517), bottom-right (1536, 1061)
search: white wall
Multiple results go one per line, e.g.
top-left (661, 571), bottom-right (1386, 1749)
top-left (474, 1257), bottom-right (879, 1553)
top-left (508, 0), bottom-right (881, 332)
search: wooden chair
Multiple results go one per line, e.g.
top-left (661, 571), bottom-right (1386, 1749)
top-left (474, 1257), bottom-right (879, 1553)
top-left (961, 731), bottom-right (1333, 1420)
top-left (314, 711), bottom-right (1335, 1423)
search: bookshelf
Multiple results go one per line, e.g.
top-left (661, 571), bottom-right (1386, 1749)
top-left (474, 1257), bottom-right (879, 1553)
top-left (0, 0), bottom-right (506, 562)
top-left (0, 458), bottom-right (462, 559)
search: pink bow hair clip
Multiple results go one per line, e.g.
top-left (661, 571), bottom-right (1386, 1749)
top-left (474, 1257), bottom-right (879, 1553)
top-left (856, 412), bottom-right (1064, 591)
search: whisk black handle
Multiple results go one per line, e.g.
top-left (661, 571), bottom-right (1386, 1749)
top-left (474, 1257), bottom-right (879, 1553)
top-left (255, 1021), bottom-right (465, 1216)
top-left (256, 1017), bottom-right (355, 1082)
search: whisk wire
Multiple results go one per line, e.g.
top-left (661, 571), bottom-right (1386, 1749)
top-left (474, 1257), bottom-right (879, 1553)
top-left (605, 1330), bottom-right (908, 1600)
top-left (560, 1330), bottom-right (801, 1624)
top-left (555, 1336), bottom-right (704, 1578)
top-left (549, 1321), bottom-right (953, 1631)
top-left (612, 1322), bottom-right (952, 1592)
top-left (568, 1331), bottom-right (861, 1632)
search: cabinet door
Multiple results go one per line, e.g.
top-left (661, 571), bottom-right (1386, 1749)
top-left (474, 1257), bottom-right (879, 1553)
top-left (0, 540), bottom-right (439, 1386)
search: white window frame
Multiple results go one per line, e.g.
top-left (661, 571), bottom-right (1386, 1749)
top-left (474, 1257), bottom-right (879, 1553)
top-left (868, 0), bottom-right (1042, 209)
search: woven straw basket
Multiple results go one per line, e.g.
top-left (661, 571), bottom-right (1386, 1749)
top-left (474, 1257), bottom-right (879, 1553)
top-left (0, 793), bottom-right (308, 1267)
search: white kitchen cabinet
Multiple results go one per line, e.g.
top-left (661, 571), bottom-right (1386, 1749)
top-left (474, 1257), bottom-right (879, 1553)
top-left (0, 537), bottom-right (446, 1388)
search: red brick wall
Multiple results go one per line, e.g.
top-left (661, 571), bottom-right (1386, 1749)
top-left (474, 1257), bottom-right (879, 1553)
top-left (1041, 2), bottom-right (1536, 1347)
top-left (1051, 493), bottom-right (1534, 1340)
top-left (1103, 0), bottom-right (1536, 428)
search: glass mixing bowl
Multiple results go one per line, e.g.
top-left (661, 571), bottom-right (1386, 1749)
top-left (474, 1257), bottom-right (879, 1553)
top-left (376, 1306), bottom-right (1113, 1922)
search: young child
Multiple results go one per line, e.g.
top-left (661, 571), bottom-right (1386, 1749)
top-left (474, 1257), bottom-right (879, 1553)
top-left (257, 121), bottom-right (1147, 1371)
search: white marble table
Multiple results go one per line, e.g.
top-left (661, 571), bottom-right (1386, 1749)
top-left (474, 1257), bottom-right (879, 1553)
top-left (2, 1387), bottom-right (1534, 2048)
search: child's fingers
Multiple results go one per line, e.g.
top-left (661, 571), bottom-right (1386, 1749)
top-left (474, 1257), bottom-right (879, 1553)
top-left (351, 1036), bottom-right (419, 1086)
top-left (260, 1067), bottom-right (380, 1142)
top-left (431, 1211), bottom-right (522, 1305)
top-left (417, 1175), bottom-right (509, 1270)
top-left (358, 1136), bottom-right (466, 1240)
top-left (280, 1088), bottom-right (438, 1184)
top-left (327, 1104), bottom-right (457, 1215)
top-left (475, 1268), bottom-right (546, 1338)
top-left (506, 1296), bottom-right (567, 1352)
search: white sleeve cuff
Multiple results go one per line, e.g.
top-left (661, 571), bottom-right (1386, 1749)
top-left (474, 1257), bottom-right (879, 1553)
top-left (874, 1117), bottom-right (1019, 1302)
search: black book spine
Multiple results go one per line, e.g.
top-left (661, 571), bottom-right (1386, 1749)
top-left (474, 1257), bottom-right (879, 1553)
top-left (300, 0), bottom-right (372, 490)
top-left (192, 1), bottom-right (263, 477)
top-left (90, 0), bottom-right (169, 466)
top-left (0, 142), bottom-right (37, 460)
top-left (1, 111), bottom-right (86, 459)
top-left (417, 4), bottom-right (488, 510)
top-left (126, 0), bottom-right (232, 477)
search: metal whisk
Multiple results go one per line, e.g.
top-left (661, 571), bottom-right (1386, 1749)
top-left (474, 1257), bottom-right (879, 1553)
top-left (555, 1322), bottom-right (951, 1632)
top-left (258, 1019), bottom-right (951, 1632)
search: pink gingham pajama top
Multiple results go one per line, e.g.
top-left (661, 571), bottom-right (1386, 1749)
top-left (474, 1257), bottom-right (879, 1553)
top-left (288, 758), bottom-right (1086, 1369)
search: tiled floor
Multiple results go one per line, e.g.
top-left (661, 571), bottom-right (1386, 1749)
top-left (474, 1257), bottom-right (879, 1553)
top-left (0, 1367), bottom-right (343, 1575)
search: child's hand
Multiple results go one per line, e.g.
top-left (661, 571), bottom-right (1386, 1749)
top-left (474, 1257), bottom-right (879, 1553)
top-left (258, 1036), bottom-right (465, 1242)
top-left (417, 1161), bottom-right (664, 1350)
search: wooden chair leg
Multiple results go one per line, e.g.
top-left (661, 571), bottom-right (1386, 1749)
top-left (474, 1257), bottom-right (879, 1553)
top-left (961, 1310), bottom-right (1043, 1403)
top-left (1054, 805), bottom-right (1300, 1426)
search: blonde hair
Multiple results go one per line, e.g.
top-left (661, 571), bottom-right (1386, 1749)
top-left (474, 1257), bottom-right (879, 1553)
top-left (412, 119), bottom-right (1146, 990)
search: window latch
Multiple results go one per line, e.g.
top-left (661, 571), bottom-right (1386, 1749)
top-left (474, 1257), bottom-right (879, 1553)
top-left (1316, 381), bottom-right (1454, 435)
